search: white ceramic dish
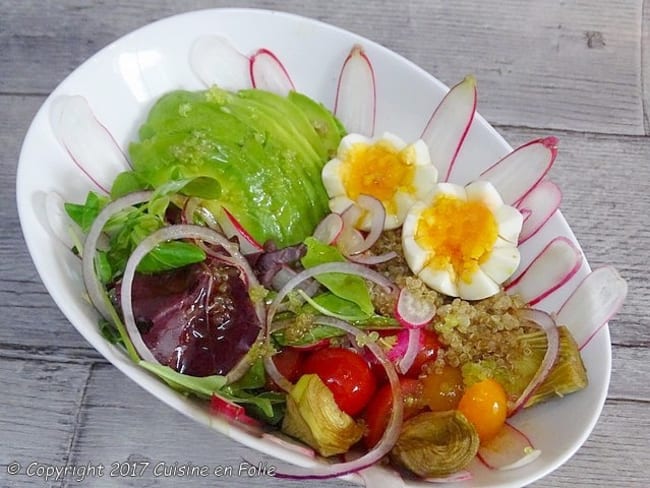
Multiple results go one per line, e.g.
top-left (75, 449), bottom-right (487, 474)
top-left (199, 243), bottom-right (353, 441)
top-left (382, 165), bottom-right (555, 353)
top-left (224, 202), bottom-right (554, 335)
top-left (16, 8), bottom-right (610, 487)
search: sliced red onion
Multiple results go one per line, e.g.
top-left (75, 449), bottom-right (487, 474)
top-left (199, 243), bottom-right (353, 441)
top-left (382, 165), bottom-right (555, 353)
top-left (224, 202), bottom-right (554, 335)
top-left (480, 137), bottom-right (558, 206)
top-left (249, 48), bottom-right (295, 96)
top-left (286, 338), bottom-right (331, 352)
top-left (220, 207), bottom-right (264, 255)
top-left (82, 191), bottom-right (155, 322)
top-left (350, 194), bottom-right (385, 254)
top-left (334, 44), bottom-right (376, 136)
top-left (420, 75), bottom-right (477, 182)
top-left (313, 213), bottom-right (344, 245)
top-left (262, 433), bottom-right (317, 459)
top-left (555, 266), bottom-right (628, 350)
top-left (505, 236), bottom-right (582, 306)
top-left (337, 203), bottom-right (366, 255)
top-left (273, 316), bottom-right (403, 480)
top-left (120, 224), bottom-right (265, 382)
top-left (395, 287), bottom-right (437, 329)
top-left (477, 422), bottom-right (541, 470)
top-left (516, 180), bottom-right (562, 244)
top-left (189, 36), bottom-right (251, 90)
top-left (508, 309), bottom-right (560, 415)
top-left (386, 329), bottom-right (411, 363)
top-left (397, 328), bottom-right (421, 374)
top-left (180, 197), bottom-right (200, 224)
top-left (50, 95), bottom-right (130, 193)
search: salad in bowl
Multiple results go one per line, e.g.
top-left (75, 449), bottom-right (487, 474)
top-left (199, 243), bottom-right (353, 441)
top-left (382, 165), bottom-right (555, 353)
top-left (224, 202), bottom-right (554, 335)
top-left (17, 9), bottom-right (627, 487)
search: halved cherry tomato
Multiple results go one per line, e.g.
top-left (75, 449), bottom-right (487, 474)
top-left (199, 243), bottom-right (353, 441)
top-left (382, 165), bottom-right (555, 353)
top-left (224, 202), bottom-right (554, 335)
top-left (302, 347), bottom-right (376, 416)
top-left (265, 348), bottom-right (304, 391)
top-left (421, 364), bottom-right (465, 411)
top-left (403, 329), bottom-right (441, 378)
top-left (362, 377), bottom-right (424, 449)
top-left (458, 379), bottom-right (508, 443)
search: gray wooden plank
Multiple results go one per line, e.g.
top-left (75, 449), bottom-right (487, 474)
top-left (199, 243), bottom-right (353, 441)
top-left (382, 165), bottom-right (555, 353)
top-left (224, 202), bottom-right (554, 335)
top-left (0, 0), bottom-right (645, 135)
top-left (0, 358), bottom-right (91, 487)
top-left (642, 0), bottom-right (650, 134)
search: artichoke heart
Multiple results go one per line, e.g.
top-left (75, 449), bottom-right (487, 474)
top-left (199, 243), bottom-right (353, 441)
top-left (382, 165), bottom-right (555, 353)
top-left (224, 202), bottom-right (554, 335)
top-left (390, 410), bottom-right (479, 478)
top-left (281, 374), bottom-right (363, 457)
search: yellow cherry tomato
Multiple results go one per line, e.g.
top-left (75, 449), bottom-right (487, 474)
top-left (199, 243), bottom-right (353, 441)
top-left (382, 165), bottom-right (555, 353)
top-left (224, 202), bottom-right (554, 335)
top-left (421, 365), bottom-right (465, 412)
top-left (457, 378), bottom-right (507, 443)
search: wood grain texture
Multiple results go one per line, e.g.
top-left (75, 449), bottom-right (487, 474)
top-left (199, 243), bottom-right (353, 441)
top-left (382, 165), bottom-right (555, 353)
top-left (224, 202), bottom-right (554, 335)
top-left (0, 0), bottom-right (646, 135)
top-left (1, 1), bottom-right (649, 487)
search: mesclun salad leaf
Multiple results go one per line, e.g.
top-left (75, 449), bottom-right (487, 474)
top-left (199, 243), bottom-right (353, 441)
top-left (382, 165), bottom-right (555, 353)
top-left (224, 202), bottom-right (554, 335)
top-left (125, 87), bottom-right (344, 247)
top-left (301, 237), bottom-right (374, 315)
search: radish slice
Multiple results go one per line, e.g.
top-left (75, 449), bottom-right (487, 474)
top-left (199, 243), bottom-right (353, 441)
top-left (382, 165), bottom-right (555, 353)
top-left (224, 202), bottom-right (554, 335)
top-left (397, 328), bottom-right (421, 374)
top-left (189, 36), bottom-right (251, 90)
top-left (395, 287), bottom-right (437, 329)
top-left (249, 48), bottom-right (295, 96)
top-left (509, 309), bottom-right (560, 415)
top-left (313, 213), bottom-right (344, 245)
top-left (517, 180), bottom-right (562, 244)
top-left (83, 191), bottom-right (154, 322)
top-left (505, 236), bottom-right (582, 306)
top-left (50, 95), bottom-right (130, 194)
top-left (421, 75), bottom-right (477, 182)
top-left (272, 316), bottom-right (403, 480)
top-left (425, 471), bottom-right (473, 483)
top-left (334, 45), bottom-right (376, 136)
top-left (478, 422), bottom-right (541, 470)
top-left (120, 224), bottom-right (265, 383)
top-left (210, 394), bottom-right (261, 427)
top-left (220, 207), bottom-right (264, 254)
top-left (480, 137), bottom-right (558, 206)
top-left (46, 191), bottom-right (80, 251)
top-left (556, 266), bottom-right (628, 350)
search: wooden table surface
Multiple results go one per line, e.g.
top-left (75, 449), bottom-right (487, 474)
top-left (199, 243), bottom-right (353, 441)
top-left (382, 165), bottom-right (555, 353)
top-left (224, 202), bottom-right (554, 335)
top-left (1, 1), bottom-right (648, 487)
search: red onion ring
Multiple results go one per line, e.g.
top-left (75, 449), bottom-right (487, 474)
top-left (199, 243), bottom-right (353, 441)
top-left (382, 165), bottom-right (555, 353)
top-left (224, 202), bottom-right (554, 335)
top-left (347, 251), bottom-right (397, 265)
top-left (397, 328), bottom-right (421, 374)
top-left (508, 308), bottom-right (560, 415)
top-left (349, 194), bottom-right (385, 254)
top-left (120, 224), bottom-right (265, 383)
top-left (82, 191), bottom-right (154, 322)
top-left (273, 316), bottom-right (403, 480)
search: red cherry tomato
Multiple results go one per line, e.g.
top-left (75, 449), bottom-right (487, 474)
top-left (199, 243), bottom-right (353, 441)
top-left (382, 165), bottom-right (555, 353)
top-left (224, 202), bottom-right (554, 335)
top-left (363, 377), bottom-right (424, 449)
top-left (302, 347), bottom-right (377, 416)
top-left (404, 329), bottom-right (441, 378)
top-left (265, 348), bottom-right (304, 391)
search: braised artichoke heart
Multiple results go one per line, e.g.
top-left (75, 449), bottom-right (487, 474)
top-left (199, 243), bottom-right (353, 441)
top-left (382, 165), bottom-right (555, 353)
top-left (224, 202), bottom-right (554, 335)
top-left (390, 410), bottom-right (479, 477)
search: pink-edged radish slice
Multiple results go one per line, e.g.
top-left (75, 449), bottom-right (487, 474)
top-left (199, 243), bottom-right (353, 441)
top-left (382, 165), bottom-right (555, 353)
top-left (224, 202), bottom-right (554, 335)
top-left (220, 207), bottom-right (264, 255)
top-left (334, 45), bottom-right (376, 136)
top-left (509, 308), bottom-right (560, 415)
top-left (395, 287), bottom-right (437, 329)
top-left (478, 422), bottom-right (541, 470)
top-left (249, 48), bottom-right (295, 96)
top-left (556, 266), bottom-right (628, 350)
top-left (421, 75), bottom-right (477, 182)
top-left (424, 471), bottom-right (473, 483)
top-left (45, 191), bottom-right (80, 251)
top-left (517, 180), bottom-right (562, 244)
top-left (210, 394), bottom-right (261, 428)
top-left (313, 213), bottom-right (344, 245)
top-left (505, 236), bottom-right (582, 306)
top-left (397, 328), bottom-right (421, 374)
top-left (50, 95), bottom-right (130, 194)
top-left (189, 36), bottom-right (251, 90)
top-left (480, 137), bottom-right (558, 206)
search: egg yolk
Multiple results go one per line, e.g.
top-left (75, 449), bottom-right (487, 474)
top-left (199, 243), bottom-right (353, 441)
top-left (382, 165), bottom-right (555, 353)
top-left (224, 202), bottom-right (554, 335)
top-left (415, 194), bottom-right (498, 281)
top-left (342, 141), bottom-right (414, 213)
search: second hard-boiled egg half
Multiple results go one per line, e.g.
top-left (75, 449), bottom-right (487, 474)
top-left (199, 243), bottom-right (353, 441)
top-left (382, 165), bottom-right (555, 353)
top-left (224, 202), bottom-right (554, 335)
top-left (402, 181), bottom-right (523, 300)
top-left (321, 132), bottom-right (438, 230)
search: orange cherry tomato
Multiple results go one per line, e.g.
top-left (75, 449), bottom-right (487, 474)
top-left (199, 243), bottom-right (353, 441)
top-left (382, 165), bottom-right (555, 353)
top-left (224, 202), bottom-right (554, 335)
top-left (457, 378), bottom-right (508, 443)
top-left (421, 365), bottom-right (465, 411)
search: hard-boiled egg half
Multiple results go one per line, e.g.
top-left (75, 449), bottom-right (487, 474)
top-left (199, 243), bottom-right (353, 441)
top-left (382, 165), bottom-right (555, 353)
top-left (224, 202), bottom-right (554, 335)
top-left (402, 181), bottom-right (523, 300)
top-left (321, 133), bottom-right (438, 230)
